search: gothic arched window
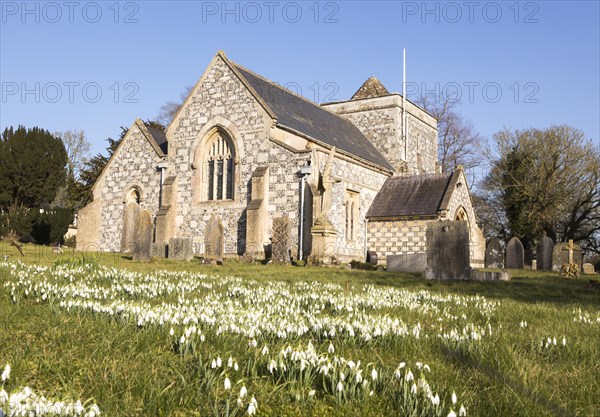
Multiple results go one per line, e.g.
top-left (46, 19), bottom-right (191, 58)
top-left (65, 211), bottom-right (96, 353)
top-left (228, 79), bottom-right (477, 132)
top-left (205, 132), bottom-right (234, 201)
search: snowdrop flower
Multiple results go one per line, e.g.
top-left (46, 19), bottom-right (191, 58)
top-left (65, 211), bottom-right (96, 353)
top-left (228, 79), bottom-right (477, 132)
top-left (411, 383), bottom-right (417, 394)
top-left (424, 364), bottom-right (430, 372)
top-left (308, 390), bottom-right (316, 398)
top-left (328, 342), bottom-right (335, 354)
top-left (261, 345), bottom-right (269, 356)
top-left (2, 364), bottom-right (10, 382)
top-left (432, 393), bottom-right (440, 406)
top-left (247, 396), bottom-right (257, 415)
top-left (216, 357), bottom-right (222, 367)
top-left (562, 337), bottom-right (567, 346)
top-left (406, 370), bottom-right (414, 382)
top-left (371, 368), bottom-right (378, 381)
top-left (239, 385), bottom-right (247, 399)
top-left (0, 388), bottom-right (7, 404)
top-left (169, 327), bottom-right (174, 336)
top-left (211, 359), bottom-right (217, 369)
top-left (224, 377), bottom-right (231, 390)
top-left (337, 381), bottom-right (344, 392)
top-left (452, 391), bottom-right (457, 404)
top-left (448, 410), bottom-right (457, 417)
top-left (459, 405), bottom-right (467, 416)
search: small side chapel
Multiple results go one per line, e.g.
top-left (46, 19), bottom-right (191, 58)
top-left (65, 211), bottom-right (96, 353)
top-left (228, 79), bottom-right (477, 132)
top-left (77, 51), bottom-right (485, 268)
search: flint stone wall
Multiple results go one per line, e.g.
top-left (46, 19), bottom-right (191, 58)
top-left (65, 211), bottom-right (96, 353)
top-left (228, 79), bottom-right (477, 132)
top-left (96, 125), bottom-right (162, 252)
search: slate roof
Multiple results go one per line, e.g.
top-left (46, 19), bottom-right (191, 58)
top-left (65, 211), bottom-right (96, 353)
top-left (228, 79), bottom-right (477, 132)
top-left (146, 126), bottom-right (168, 155)
top-left (366, 172), bottom-right (456, 218)
top-left (351, 77), bottom-right (390, 100)
top-left (231, 62), bottom-right (395, 172)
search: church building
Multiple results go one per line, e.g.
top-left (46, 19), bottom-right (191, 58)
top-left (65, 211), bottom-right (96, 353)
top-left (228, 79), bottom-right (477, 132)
top-left (77, 51), bottom-right (485, 268)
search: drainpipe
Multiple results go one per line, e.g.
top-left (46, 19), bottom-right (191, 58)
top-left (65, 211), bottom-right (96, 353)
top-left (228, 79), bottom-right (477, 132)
top-left (298, 164), bottom-right (312, 260)
top-left (364, 218), bottom-right (369, 261)
top-left (157, 161), bottom-right (168, 206)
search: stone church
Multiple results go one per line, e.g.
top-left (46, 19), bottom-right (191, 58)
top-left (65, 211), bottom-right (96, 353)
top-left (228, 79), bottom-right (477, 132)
top-left (77, 51), bottom-right (485, 268)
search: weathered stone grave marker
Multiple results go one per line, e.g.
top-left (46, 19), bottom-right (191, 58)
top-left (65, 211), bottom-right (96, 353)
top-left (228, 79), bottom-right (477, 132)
top-left (552, 239), bottom-right (582, 272)
top-left (505, 237), bottom-right (524, 269)
top-left (536, 236), bottom-right (554, 271)
top-left (271, 216), bottom-right (291, 263)
top-left (132, 209), bottom-right (153, 262)
top-left (204, 214), bottom-right (224, 261)
top-left (169, 237), bottom-right (193, 261)
top-left (425, 220), bottom-right (470, 280)
top-left (485, 237), bottom-right (504, 268)
top-left (120, 202), bottom-right (141, 253)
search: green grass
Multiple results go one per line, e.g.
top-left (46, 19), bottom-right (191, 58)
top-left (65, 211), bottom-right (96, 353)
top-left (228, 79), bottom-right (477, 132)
top-left (1, 241), bottom-right (599, 417)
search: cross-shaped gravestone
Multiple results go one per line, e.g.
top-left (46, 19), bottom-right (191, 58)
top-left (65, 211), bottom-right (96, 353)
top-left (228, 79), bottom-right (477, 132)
top-left (562, 239), bottom-right (575, 264)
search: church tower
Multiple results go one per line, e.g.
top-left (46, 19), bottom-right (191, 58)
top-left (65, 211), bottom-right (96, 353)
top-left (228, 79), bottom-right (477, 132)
top-left (321, 77), bottom-right (438, 175)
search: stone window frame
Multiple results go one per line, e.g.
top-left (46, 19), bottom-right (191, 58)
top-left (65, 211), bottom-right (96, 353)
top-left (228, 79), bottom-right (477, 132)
top-left (191, 118), bottom-right (244, 206)
top-left (344, 190), bottom-right (359, 242)
top-left (454, 206), bottom-right (469, 225)
top-left (123, 185), bottom-right (144, 206)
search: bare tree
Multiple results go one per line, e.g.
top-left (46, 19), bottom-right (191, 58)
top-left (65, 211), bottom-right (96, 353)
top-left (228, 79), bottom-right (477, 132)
top-left (416, 96), bottom-right (483, 176)
top-left (54, 129), bottom-right (91, 181)
top-left (156, 86), bottom-right (194, 127)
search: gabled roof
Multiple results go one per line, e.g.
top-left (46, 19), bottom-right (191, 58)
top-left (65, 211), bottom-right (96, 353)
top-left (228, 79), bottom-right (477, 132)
top-left (366, 171), bottom-right (460, 218)
top-left (351, 77), bottom-right (390, 100)
top-left (228, 59), bottom-right (394, 172)
top-left (146, 126), bottom-right (168, 155)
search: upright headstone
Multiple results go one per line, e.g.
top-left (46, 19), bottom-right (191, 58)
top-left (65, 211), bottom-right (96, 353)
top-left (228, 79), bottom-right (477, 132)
top-left (169, 237), bottom-right (193, 261)
top-left (271, 217), bottom-right (291, 263)
top-left (425, 220), bottom-right (470, 280)
top-left (484, 238), bottom-right (504, 268)
top-left (120, 202), bottom-right (141, 253)
top-left (152, 242), bottom-right (167, 258)
top-left (132, 210), bottom-right (153, 262)
top-left (552, 240), bottom-right (582, 272)
top-left (204, 215), bottom-right (224, 261)
top-left (505, 237), bottom-right (524, 269)
top-left (582, 263), bottom-right (596, 274)
top-left (536, 236), bottom-right (554, 271)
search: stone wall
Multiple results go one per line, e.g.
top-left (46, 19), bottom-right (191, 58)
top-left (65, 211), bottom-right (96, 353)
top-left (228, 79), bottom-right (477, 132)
top-left (310, 150), bottom-right (388, 263)
top-left (367, 218), bottom-right (431, 264)
top-left (321, 95), bottom-right (438, 175)
top-left (166, 55), bottom-right (273, 255)
top-left (441, 170), bottom-right (485, 267)
top-left (95, 123), bottom-right (163, 252)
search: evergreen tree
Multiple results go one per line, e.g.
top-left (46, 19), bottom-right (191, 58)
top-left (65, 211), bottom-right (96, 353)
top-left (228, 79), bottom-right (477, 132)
top-left (0, 126), bottom-right (67, 209)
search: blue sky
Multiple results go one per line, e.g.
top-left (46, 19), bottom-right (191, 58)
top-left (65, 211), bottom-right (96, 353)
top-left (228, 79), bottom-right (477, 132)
top-left (1, 0), bottom-right (599, 164)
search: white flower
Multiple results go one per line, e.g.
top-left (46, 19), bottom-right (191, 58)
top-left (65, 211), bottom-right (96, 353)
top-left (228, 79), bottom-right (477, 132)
top-left (406, 370), bottom-right (414, 382)
top-left (224, 377), bottom-right (231, 390)
top-left (432, 393), bottom-right (440, 406)
top-left (337, 381), bottom-right (344, 392)
top-left (211, 359), bottom-right (217, 369)
top-left (328, 342), bottom-right (335, 354)
top-left (169, 327), bottom-right (174, 336)
top-left (452, 391), bottom-right (457, 404)
top-left (247, 396), bottom-right (257, 415)
top-left (562, 337), bottom-right (567, 346)
top-left (459, 405), bottom-right (467, 416)
top-left (1, 364), bottom-right (10, 382)
top-left (448, 410), bottom-right (457, 417)
top-left (308, 389), bottom-right (316, 397)
top-left (371, 368), bottom-right (378, 381)
top-left (410, 383), bottom-right (417, 394)
top-left (0, 389), bottom-right (8, 404)
top-left (239, 385), bottom-right (247, 398)
top-left (216, 357), bottom-right (222, 367)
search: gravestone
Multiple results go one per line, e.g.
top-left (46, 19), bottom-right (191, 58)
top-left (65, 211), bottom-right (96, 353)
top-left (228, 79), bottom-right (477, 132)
top-left (552, 240), bottom-right (582, 272)
top-left (271, 217), bottom-right (291, 263)
top-left (132, 209), bottom-right (153, 262)
top-left (425, 220), bottom-right (470, 280)
top-left (204, 215), bottom-right (224, 261)
top-left (536, 236), bottom-right (554, 271)
top-left (120, 202), bottom-right (141, 253)
top-left (152, 242), bottom-right (167, 258)
top-left (366, 250), bottom-right (378, 265)
top-left (387, 253), bottom-right (427, 273)
top-left (582, 263), bottom-right (596, 274)
top-left (169, 237), bottom-right (193, 261)
top-left (484, 238), bottom-right (504, 268)
top-left (505, 237), bottom-right (524, 269)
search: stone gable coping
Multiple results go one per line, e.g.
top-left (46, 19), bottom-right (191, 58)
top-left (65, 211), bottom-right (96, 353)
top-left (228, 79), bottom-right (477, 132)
top-left (91, 118), bottom-right (163, 198)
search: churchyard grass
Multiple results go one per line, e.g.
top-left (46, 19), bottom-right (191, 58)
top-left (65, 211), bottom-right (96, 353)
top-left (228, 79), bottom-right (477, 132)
top-left (0, 242), bottom-right (599, 416)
